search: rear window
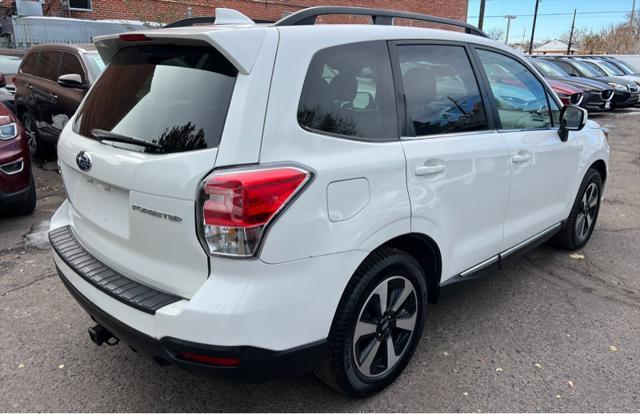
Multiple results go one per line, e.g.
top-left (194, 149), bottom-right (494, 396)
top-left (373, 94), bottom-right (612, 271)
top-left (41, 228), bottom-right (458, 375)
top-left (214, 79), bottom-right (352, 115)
top-left (73, 45), bottom-right (237, 153)
top-left (297, 41), bottom-right (397, 141)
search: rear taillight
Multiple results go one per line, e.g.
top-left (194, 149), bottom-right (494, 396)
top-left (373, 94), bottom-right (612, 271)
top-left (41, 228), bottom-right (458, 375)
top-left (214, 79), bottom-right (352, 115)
top-left (200, 166), bottom-right (311, 257)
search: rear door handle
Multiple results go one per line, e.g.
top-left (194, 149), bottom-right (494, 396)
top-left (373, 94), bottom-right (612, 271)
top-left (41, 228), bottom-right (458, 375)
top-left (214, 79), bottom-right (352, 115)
top-left (49, 93), bottom-right (58, 100)
top-left (415, 161), bottom-right (446, 176)
top-left (511, 151), bottom-right (532, 164)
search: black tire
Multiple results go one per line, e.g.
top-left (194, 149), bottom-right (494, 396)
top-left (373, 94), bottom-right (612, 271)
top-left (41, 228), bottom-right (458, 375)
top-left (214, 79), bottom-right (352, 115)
top-left (21, 112), bottom-right (52, 159)
top-left (551, 168), bottom-right (602, 250)
top-left (316, 247), bottom-right (427, 397)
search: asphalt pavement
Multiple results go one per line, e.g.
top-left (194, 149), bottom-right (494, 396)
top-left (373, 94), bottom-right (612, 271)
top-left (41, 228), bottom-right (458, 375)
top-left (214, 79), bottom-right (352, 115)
top-left (1, 109), bottom-right (639, 412)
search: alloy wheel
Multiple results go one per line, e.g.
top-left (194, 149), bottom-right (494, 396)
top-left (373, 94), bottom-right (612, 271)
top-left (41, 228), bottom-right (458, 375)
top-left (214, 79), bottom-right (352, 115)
top-left (576, 182), bottom-right (599, 240)
top-left (352, 275), bottom-right (418, 378)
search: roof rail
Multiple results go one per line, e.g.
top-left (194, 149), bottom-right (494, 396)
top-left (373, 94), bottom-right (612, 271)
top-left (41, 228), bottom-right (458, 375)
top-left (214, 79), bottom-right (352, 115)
top-left (274, 6), bottom-right (488, 37)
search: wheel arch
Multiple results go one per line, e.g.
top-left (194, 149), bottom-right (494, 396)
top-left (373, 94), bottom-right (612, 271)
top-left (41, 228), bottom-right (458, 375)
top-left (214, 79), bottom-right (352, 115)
top-left (368, 233), bottom-right (442, 304)
top-left (589, 159), bottom-right (607, 184)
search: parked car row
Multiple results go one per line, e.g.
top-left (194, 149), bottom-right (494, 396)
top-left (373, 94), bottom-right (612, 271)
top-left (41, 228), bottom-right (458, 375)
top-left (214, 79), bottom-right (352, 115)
top-left (528, 55), bottom-right (640, 112)
top-left (0, 43), bottom-right (105, 216)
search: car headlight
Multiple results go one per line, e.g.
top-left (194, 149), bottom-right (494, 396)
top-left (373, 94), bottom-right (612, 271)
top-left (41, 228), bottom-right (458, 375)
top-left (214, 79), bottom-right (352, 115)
top-left (0, 122), bottom-right (17, 140)
top-left (608, 82), bottom-right (628, 92)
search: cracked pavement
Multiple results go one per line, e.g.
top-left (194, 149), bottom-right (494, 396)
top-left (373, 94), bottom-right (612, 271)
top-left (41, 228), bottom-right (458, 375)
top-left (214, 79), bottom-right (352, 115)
top-left (1, 109), bottom-right (639, 412)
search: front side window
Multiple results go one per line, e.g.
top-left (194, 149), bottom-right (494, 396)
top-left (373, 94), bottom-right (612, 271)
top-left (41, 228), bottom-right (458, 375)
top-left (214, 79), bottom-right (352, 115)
top-left (551, 60), bottom-right (581, 77)
top-left (74, 45), bottom-right (237, 153)
top-left (60, 53), bottom-right (85, 82)
top-left (38, 51), bottom-right (60, 81)
top-left (297, 41), bottom-right (397, 140)
top-left (477, 49), bottom-right (552, 130)
top-left (398, 45), bottom-right (488, 137)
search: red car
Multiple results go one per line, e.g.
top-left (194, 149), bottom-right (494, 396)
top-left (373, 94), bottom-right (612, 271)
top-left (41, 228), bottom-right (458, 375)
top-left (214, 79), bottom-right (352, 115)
top-left (546, 78), bottom-right (584, 106)
top-left (0, 102), bottom-right (35, 215)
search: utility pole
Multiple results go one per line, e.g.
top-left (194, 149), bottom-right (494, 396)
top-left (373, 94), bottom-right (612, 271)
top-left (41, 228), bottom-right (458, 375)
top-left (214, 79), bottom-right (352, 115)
top-left (504, 15), bottom-right (517, 45)
top-left (631, 0), bottom-right (637, 26)
top-left (567, 9), bottom-right (576, 55)
top-left (528, 0), bottom-right (540, 55)
top-left (478, 0), bottom-right (487, 30)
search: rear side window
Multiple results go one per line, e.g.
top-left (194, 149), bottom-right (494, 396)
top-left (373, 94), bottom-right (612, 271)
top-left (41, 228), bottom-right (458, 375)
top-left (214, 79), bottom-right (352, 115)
top-left (73, 45), bottom-right (237, 153)
top-left (20, 52), bottom-right (38, 75)
top-left (477, 49), bottom-right (552, 130)
top-left (297, 41), bottom-right (397, 140)
top-left (397, 45), bottom-right (488, 137)
top-left (38, 51), bottom-right (60, 81)
top-left (60, 52), bottom-right (85, 82)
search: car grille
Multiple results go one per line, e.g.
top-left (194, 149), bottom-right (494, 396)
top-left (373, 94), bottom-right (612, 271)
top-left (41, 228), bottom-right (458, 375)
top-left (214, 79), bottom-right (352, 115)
top-left (570, 93), bottom-right (583, 105)
top-left (601, 89), bottom-right (614, 101)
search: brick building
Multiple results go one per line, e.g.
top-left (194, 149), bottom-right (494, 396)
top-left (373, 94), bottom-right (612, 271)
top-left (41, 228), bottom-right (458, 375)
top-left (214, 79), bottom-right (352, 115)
top-left (27, 0), bottom-right (468, 26)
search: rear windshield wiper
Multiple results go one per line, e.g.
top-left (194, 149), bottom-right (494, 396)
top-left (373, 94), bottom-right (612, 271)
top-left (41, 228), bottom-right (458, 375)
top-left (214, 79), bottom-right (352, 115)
top-left (90, 128), bottom-right (164, 152)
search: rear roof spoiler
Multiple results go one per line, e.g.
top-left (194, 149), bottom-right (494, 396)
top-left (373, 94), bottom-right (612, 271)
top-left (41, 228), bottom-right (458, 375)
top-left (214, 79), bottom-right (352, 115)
top-left (93, 13), bottom-right (267, 74)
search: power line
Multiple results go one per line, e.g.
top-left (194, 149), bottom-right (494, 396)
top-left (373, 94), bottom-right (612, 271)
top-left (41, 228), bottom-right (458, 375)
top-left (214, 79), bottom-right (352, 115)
top-left (469, 10), bottom-right (634, 18)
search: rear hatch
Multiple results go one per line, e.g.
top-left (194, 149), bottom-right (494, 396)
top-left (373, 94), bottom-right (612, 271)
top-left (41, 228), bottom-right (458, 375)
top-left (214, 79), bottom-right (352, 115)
top-left (56, 32), bottom-right (268, 299)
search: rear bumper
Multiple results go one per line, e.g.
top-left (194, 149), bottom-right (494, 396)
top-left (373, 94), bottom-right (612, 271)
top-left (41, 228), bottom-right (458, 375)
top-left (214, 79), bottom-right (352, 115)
top-left (56, 265), bottom-right (325, 381)
top-left (50, 200), bottom-right (365, 379)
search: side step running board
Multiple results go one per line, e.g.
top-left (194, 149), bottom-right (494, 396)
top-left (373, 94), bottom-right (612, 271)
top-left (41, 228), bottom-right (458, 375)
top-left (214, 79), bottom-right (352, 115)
top-left (442, 222), bottom-right (563, 286)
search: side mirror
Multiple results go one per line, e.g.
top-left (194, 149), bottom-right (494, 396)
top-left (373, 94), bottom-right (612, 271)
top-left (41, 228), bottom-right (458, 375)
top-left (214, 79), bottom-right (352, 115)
top-left (57, 73), bottom-right (87, 89)
top-left (0, 73), bottom-right (6, 88)
top-left (558, 105), bottom-right (587, 142)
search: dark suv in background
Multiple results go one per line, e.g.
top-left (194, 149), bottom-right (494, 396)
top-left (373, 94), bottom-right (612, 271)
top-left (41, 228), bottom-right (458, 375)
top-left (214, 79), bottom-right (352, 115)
top-left (14, 44), bottom-right (105, 157)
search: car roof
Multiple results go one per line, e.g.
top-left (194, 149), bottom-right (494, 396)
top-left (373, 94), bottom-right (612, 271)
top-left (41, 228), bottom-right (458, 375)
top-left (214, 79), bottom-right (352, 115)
top-left (0, 48), bottom-right (25, 57)
top-left (26, 43), bottom-right (97, 54)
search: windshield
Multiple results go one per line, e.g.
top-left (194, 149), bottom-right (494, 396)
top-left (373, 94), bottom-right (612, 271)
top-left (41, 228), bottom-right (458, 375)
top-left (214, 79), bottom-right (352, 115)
top-left (73, 45), bottom-right (237, 153)
top-left (0, 55), bottom-right (22, 75)
top-left (572, 60), bottom-right (604, 77)
top-left (84, 52), bottom-right (106, 79)
top-left (532, 59), bottom-right (568, 77)
top-left (598, 60), bottom-right (625, 76)
top-left (610, 60), bottom-right (637, 74)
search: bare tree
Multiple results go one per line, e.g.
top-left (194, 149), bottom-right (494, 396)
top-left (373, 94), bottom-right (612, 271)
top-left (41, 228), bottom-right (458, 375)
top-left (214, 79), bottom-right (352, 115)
top-left (486, 27), bottom-right (505, 42)
top-left (565, 13), bottom-right (640, 54)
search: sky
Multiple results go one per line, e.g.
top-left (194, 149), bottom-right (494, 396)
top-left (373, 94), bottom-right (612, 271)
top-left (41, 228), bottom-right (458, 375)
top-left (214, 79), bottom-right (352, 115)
top-left (466, 0), bottom-right (638, 44)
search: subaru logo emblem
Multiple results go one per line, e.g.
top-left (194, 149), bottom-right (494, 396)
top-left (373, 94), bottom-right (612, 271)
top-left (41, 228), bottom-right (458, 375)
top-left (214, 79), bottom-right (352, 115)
top-left (76, 151), bottom-right (92, 172)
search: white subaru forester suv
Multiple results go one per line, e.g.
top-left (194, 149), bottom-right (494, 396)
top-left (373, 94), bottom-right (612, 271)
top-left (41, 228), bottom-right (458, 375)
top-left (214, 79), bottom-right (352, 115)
top-left (49, 6), bottom-right (609, 397)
